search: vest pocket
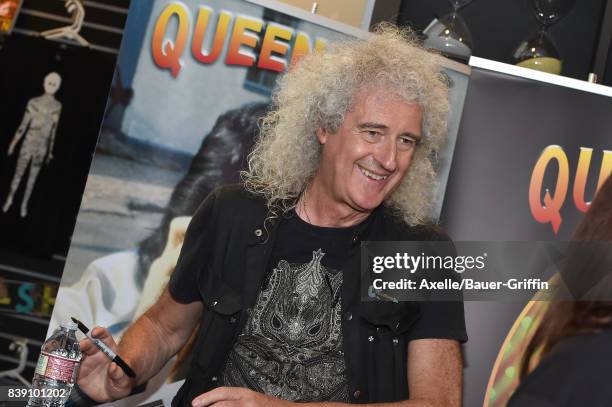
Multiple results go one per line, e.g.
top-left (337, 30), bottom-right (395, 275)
top-left (192, 266), bottom-right (244, 372)
top-left (197, 264), bottom-right (244, 314)
top-left (360, 301), bottom-right (420, 335)
top-left (359, 302), bottom-right (420, 402)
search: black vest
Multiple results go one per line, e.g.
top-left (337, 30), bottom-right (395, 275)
top-left (169, 185), bottom-right (465, 406)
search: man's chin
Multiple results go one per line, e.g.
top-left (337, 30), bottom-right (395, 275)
top-left (350, 196), bottom-right (384, 214)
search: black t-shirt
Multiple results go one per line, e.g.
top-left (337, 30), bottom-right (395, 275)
top-left (220, 211), bottom-right (363, 401)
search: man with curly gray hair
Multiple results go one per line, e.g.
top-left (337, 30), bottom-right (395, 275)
top-left (244, 25), bottom-right (449, 227)
top-left (74, 26), bottom-right (466, 407)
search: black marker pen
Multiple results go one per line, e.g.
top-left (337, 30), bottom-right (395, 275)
top-left (71, 317), bottom-right (136, 378)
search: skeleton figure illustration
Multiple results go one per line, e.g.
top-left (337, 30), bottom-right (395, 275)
top-left (3, 72), bottom-right (62, 217)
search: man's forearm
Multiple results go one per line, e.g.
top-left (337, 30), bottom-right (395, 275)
top-left (116, 288), bottom-right (202, 386)
top-left (304, 399), bottom-right (442, 407)
top-left (116, 311), bottom-right (175, 386)
top-left (192, 386), bottom-right (451, 407)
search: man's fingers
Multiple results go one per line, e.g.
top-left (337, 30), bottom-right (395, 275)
top-left (84, 327), bottom-right (118, 354)
top-left (79, 338), bottom-right (97, 355)
top-left (209, 401), bottom-right (237, 407)
top-left (107, 362), bottom-right (122, 380)
top-left (90, 326), bottom-right (110, 338)
top-left (107, 362), bottom-right (131, 388)
top-left (192, 387), bottom-right (241, 407)
top-left (81, 327), bottom-right (114, 354)
top-left (90, 327), bottom-right (114, 342)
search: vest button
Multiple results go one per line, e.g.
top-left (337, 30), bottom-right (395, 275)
top-left (353, 390), bottom-right (361, 399)
top-left (211, 376), bottom-right (218, 382)
top-left (254, 229), bottom-right (263, 237)
top-left (393, 338), bottom-right (399, 345)
top-left (211, 300), bottom-right (218, 307)
top-left (344, 312), bottom-right (353, 321)
top-left (368, 335), bottom-right (375, 342)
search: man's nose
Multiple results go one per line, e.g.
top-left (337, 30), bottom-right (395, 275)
top-left (374, 137), bottom-right (397, 173)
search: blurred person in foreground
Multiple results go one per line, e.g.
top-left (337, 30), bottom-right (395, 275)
top-left (72, 25), bottom-right (467, 407)
top-left (508, 174), bottom-right (612, 407)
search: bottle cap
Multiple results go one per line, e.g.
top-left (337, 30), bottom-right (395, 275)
top-left (60, 321), bottom-right (78, 330)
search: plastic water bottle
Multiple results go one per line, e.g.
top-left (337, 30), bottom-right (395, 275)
top-left (27, 321), bottom-right (82, 406)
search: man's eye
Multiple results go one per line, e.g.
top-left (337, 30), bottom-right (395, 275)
top-left (397, 136), bottom-right (419, 151)
top-left (399, 136), bottom-right (416, 145)
top-left (363, 130), bottom-right (380, 139)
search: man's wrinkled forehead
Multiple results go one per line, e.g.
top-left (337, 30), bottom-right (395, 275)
top-left (349, 84), bottom-right (416, 112)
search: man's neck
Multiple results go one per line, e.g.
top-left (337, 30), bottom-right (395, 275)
top-left (297, 179), bottom-right (371, 228)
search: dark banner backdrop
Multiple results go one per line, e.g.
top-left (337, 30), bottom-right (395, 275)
top-left (442, 67), bottom-right (612, 241)
top-left (440, 66), bottom-right (612, 406)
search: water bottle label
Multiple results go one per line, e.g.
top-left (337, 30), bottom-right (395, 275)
top-left (39, 352), bottom-right (78, 383)
top-left (34, 354), bottom-right (49, 376)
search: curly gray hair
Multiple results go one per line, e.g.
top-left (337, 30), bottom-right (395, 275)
top-left (242, 24), bottom-right (450, 226)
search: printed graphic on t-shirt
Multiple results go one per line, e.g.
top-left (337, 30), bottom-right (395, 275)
top-left (222, 249), bottom-right (349, 401)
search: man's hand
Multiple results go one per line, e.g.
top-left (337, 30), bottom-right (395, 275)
top-left (192, 387), bottom-right (291, 407)
top-left (77, 327), bottom-right (134, 402)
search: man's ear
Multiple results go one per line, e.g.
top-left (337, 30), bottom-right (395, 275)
top-left (316, 128), bottom-right (328, 144)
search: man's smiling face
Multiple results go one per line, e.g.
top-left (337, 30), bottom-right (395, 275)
top-left (316, 87), bottom-right (423, 214)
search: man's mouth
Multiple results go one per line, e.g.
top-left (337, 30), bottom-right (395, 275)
top-left (359, 166), bottom-right (389, 181)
